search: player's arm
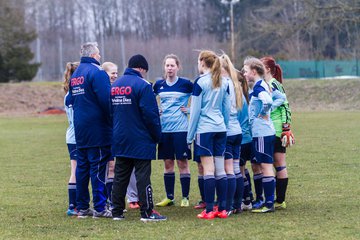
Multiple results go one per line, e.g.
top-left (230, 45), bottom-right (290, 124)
top-left (258, 91), bottom-right (273, 117)
top-left (271, 89), bottom-right (286, 111)
top-left (187, 81), bottom-right (202, 144)
top-left (222, 84), bottom-right (231, 128)
top-left (281, 102), bottom-right (292, 124)
top-left (180, 81), bottom-right (194, 114)
top-left (280, 101), bottom-right (294, 147)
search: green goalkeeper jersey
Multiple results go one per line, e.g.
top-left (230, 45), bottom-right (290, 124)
top-left (270, 78), bottom-right (292, 137)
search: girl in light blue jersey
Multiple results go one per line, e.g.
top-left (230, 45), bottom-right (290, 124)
top-left (187, 50), bottom-right (230, 219)
top-left (154, 54), bottom-right (193, 208)
top-left (219, 54), bottom-right (244, 216)
top-left (236, 70), bottom-right (255, 211)
top-left (242, 61), bottom-right (287, 211)
top-left (63, 62), bottom-right (79, 216)
top-left (246, 68), bottom-right (265, 210)
top-left (243, 57), bottom-right (285, 213)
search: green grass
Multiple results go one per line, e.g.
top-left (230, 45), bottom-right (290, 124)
top-left (0, 112), bottom-right (359, 240)
top-left (283, 78), bottom-right (360, 111)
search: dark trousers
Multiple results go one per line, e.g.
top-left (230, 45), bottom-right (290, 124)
top-left (112, 157), bottom-right (154, 218)
top-left (76, 146), bottom-right (111, 212)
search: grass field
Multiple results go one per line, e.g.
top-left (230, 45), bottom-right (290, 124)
top-left (0, 112), bottom-right (359, 240)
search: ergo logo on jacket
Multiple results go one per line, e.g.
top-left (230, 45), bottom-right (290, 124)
top-left (111, 86), bottom-right (132, 95)
top-left (71, 76), bottom-right (85, 96)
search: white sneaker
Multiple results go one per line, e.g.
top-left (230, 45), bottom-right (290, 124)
top-left (241, 202), bottom-right (252, 211)
top-left (93, 209), bottom-right (112, 218)
top-left (113, 214), bottom-right (125, 221)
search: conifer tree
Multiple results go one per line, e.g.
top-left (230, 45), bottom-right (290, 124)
top-left (0, 0), bottom-right (40, 82)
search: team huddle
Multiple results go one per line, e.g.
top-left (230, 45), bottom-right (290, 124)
top-left (63, 42), bottom-right (295, 222)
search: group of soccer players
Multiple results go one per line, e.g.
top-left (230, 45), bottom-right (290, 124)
top-left (63, 43), bottom-right (295, 221)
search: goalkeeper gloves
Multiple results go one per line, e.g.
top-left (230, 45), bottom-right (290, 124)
top-left (281, 123), bottom-right (295, 147)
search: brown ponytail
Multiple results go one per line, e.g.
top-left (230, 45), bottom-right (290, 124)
top-left (63, 62), bottom-right (79, 93)
top-left (238, 69), bottom-right (249, 104)
top-left (261, 56), bottom-right (283, 83)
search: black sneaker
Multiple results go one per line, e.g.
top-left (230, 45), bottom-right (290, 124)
top-left (140, 210), bottom-right (167, 222)
top-left (232, 208), bottom-right (242, 214)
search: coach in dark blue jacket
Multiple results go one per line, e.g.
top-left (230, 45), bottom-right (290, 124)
top-left (69, 42), bottom-right (112, 218)
top-left (111, 54), bottom-right (166, 222)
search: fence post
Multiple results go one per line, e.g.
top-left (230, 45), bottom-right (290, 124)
top-left (356, 54), bottom-right (360, 76)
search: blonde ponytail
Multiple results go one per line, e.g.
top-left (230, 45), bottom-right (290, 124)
top-left (220, 54), bottom-right (243, 109)
top-left (198, 50), bottom-right (222, 88)
top-left (211, 56), bottom-right (222, 88)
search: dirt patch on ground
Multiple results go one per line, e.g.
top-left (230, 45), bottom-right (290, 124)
top-left (0, 82), bottom-right (65, 116)
top-left (0, 79), bottom-right (359, 116)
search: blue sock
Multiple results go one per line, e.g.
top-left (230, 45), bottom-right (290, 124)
top-left (180, 173), bottom-right (191, 199)
top-left (106, 178), bottom-right (113, 204)
top-left (198, 176), bottom-right (205, 202)
top-left (245, 168), bottom-right (254, 201)
top-left (164, 172), bottom-right (175, 200)
top-left (263, 176), bottom-right (275, 208)
top-left (243, 177), bottom-right (251, 204)
top-left (68, 183), bottom-right (76, 209)
top-left (204, 175), bottom-right (215, 213)
top-left (215, 175), bottom-right (227, 211)
top-left (226, 174), bottom-right (236, 211)
top-left (233, 173), bottom-right (244, 209)
top-left (253, 173), bottom-right (264, 201)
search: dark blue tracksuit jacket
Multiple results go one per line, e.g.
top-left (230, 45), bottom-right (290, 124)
top-left (111, 68), bottom-right (161, 160)
top-left (69, 57), bottom-right (112, 148)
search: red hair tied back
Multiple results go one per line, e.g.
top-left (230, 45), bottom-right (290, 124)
top-left (261, 56), bottom-right (283, 83)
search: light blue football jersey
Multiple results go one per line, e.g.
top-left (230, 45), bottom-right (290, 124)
top-left (238, 94), bottom-right (252, 144)
top-left (225, 77), bottom-right (242, 136)
top-left (64, 92), bottom-right (76, 144)
top-left (153, 77), bottom-right (193, 132)
top-left (187, 72), bottom-right (231, 144)
top-left (249, 79), bottom-right (276, 138)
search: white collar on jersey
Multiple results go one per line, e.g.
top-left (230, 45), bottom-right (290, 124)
top-left (166, 76), bottom-right (179, 86)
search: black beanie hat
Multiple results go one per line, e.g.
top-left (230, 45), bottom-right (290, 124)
top-left (128, 54), bottom-right (149, 71)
